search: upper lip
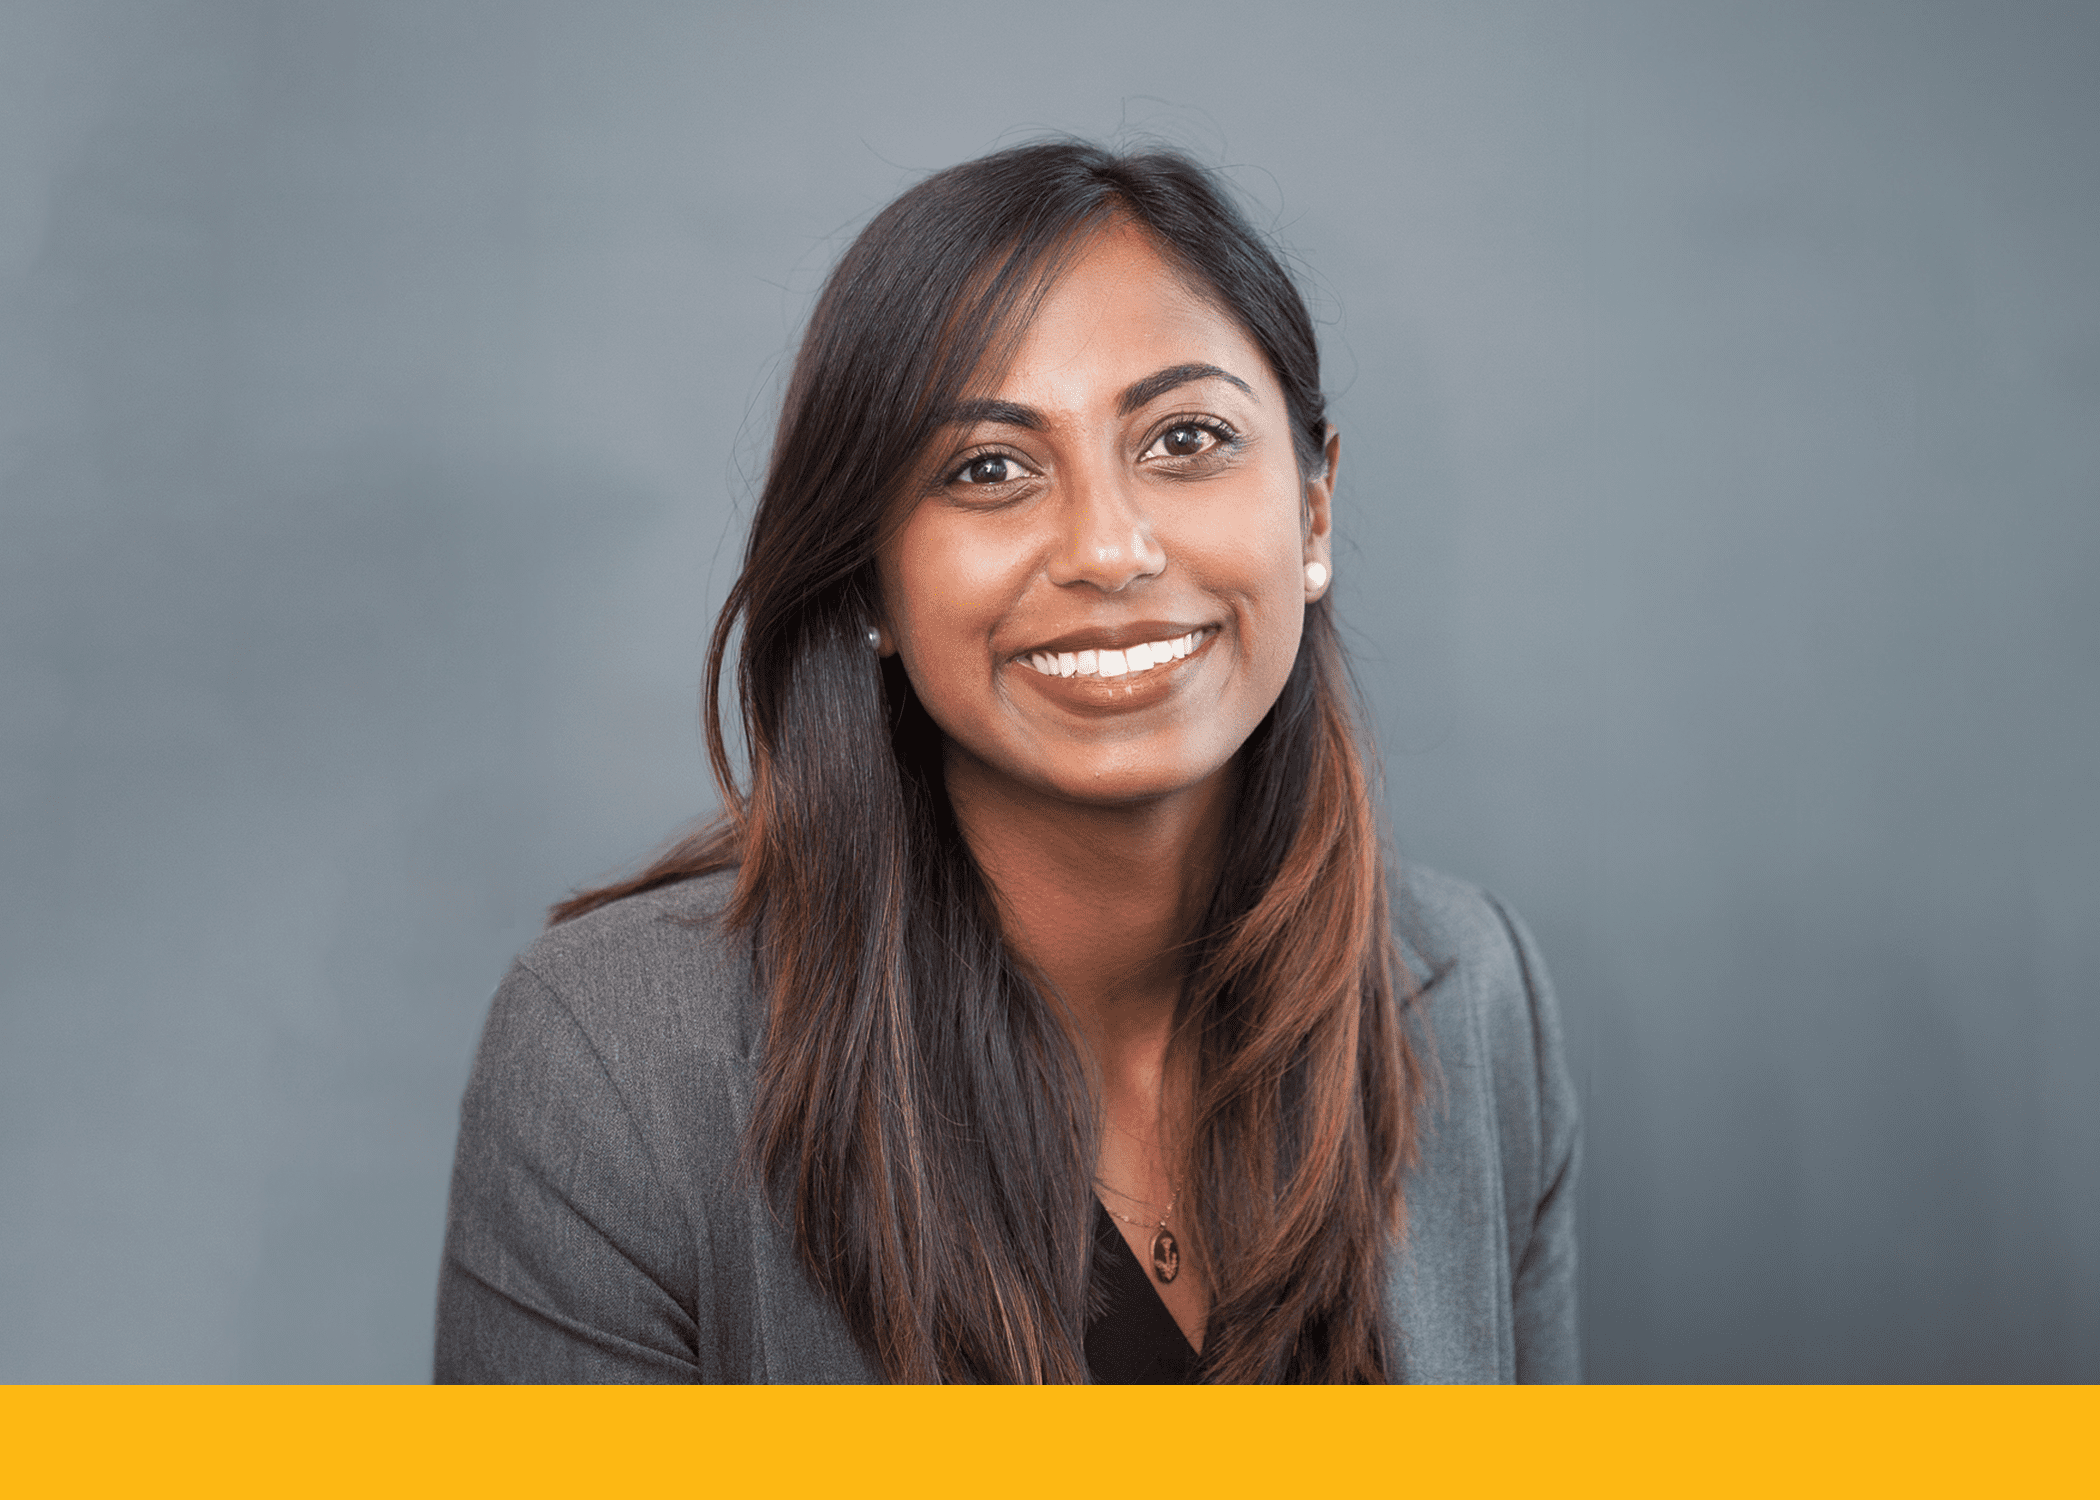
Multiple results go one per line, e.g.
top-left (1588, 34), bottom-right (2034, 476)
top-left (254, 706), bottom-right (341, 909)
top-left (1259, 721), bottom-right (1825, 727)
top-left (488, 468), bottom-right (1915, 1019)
top-left (1011, 621), bottom-right (1214, 658)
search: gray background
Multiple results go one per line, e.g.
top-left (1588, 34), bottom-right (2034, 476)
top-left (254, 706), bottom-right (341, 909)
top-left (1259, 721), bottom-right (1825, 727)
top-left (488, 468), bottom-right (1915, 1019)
top-left (2, 0), bottom-right (2094, 1382)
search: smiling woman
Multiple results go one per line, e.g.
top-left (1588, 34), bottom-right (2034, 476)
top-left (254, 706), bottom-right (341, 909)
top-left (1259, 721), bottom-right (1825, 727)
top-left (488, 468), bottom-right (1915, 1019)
top-left (434, 142), bottom-right (1579, 1384)
top-left (881, 232), bottom-right (1321, 821)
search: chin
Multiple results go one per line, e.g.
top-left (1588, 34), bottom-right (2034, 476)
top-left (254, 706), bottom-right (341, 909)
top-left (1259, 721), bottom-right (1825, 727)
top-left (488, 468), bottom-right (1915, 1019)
top-left (1029, 747), bottom-right (1237, 809)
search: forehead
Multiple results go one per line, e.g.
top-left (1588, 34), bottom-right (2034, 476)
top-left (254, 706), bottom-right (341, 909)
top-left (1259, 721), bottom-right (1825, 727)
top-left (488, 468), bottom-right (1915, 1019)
top-left (983, 221), bottom-right (1281, 407)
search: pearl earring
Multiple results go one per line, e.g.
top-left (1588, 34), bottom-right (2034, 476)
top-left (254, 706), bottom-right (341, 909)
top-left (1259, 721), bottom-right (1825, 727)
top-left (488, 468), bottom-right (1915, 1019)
top-left (1305, 561), bottom-right (1330, 591)
top-left (865, 626), bottom-right (882, 649)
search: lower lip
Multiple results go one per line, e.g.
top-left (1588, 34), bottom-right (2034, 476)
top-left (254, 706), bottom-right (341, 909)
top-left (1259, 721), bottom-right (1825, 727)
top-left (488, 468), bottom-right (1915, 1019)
top-left (1005, 633), bottom-right (1215, 714)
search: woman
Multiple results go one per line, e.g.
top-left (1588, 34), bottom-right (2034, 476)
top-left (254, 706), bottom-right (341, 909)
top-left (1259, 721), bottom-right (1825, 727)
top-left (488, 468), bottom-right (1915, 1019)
top-left (435, 141), bottom-right (1578, 1383)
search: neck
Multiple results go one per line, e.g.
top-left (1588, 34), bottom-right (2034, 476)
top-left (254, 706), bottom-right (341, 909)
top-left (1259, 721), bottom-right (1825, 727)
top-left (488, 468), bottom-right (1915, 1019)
top-left (944, 747), bottom-right (1232, 1076)
top-left (946, 746), bottom-right (1225, 1352)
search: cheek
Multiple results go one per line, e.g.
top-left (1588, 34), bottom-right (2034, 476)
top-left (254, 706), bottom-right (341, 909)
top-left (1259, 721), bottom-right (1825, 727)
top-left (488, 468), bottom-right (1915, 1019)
top-left (880, 518), bottom-right (1020, 693)
top-left (1190, 499), bottom-right (1307, 650)
top-left (1218, 541), bottom-right (1311, 723)
top-left (1242, 567), bottom-right (1307, 692)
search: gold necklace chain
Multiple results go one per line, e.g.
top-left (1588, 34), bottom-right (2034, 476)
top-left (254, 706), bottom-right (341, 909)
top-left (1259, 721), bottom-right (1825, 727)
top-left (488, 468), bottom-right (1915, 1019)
top-left (1096, 1181), bottom-right (1186, 1286)
top-left (1096, 1182), bottom-right (1179, 1230)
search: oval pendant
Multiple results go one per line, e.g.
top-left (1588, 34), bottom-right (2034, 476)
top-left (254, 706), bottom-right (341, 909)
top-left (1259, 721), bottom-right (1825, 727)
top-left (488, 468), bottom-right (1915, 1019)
top-left (1151, 1227), bottom-right (1180, 1284)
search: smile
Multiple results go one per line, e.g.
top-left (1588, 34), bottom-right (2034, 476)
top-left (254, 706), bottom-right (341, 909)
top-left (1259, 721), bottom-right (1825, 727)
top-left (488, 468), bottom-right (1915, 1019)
top-left (1016, 628), bottom-right (1215, 681)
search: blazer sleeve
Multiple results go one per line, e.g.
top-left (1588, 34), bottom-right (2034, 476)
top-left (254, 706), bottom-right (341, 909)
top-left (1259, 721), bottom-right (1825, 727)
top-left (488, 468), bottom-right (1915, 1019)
top-left (1487, 893), bottom-right (1583, 1383)
top-left (434, 961), bottom-right (701, 1383)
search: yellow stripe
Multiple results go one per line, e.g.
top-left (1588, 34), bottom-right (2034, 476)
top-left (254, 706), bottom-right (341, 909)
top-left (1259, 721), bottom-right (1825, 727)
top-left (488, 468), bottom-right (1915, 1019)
top-left (4, 1386), bottom-right (2092, 1497)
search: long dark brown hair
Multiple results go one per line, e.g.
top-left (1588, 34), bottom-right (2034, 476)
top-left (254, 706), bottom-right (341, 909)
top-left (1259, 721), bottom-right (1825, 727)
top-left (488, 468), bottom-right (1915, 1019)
top-left (554, 141), bottom-right (1425, 1382)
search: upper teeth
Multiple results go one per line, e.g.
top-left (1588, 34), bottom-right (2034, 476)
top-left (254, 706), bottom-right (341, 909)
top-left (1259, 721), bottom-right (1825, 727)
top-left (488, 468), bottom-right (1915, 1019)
top-left (1019, 629), bottom-right (1209, 679)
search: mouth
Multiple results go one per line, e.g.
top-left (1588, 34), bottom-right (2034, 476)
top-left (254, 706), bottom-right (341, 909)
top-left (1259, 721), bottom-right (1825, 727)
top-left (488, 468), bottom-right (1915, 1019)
top-left (1013, 626), bottom-right (1217, 682)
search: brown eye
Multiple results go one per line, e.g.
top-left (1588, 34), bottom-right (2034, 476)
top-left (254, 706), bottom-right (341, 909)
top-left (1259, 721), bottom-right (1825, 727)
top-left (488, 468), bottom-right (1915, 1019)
top-left (1145, 420), bottom-right (1235, 465)
top-left (958, 454), bottom-right (1020, 485)
top-left (1161, 424), bottom-right (1211, 457)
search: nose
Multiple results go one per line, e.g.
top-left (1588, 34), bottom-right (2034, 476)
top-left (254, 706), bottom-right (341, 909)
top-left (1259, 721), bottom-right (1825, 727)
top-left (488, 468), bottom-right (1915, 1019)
top-left (1043, 458), bottom-right (1166, 592)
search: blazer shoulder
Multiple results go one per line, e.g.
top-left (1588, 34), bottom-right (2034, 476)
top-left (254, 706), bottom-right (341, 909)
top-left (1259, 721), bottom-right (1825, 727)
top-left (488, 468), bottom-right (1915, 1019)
top-left (1392, 863), bottom-right (1566, 1093)
top-left (508, 868), bottom-right (759, 1063)
top-left (1394, 864), bottom-right (1531, 1004)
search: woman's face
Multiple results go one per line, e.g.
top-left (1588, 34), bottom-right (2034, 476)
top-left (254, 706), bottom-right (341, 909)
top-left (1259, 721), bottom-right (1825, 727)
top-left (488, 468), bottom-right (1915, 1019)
top-left (875, 221), bottom-right (1334, 811)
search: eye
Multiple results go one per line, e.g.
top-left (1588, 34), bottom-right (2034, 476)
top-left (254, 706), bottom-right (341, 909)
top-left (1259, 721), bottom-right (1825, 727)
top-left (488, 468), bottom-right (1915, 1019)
top-left (951, 452), bottom-right (1027, 486)
top-left (1159, 424), bottom-right (1213, 457)
top-left (1142, 418), bottom-right (1237, 465)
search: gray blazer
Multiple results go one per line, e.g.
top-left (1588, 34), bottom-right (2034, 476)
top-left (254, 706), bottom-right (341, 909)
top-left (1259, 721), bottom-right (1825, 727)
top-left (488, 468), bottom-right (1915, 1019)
top-left (434, 865), bottom-right (1580, 1382)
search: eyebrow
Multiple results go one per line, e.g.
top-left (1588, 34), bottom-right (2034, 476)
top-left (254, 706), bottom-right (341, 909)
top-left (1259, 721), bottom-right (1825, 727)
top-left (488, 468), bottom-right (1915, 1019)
top-left (938, 363), bottom-right (1256, 432)
top-left (1116, 362), bottom-right (1254, 415)
top-left (942, 397), bottom-right (1044, 431)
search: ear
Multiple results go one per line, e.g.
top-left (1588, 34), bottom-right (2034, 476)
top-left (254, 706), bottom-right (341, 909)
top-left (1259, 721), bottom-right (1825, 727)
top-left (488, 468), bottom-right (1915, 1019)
top-left (1302, 424), bottom-right (1338, 599)
top-left (865, 581), bottom-right (898, 657)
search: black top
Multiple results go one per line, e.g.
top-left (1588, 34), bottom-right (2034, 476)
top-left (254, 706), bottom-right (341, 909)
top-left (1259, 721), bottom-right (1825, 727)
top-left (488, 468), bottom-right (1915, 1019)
top-left (1084, 1199), bottom-right (1199, 1383)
